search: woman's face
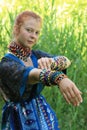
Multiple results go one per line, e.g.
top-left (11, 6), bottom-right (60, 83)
top-left (15, 17), bottom-right (41, 49)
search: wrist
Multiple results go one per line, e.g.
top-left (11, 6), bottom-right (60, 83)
top-left (54, 74), bottom-right (68, 85)
top-left (51, 56), bottom-right (71, 71)
top-left (39, 69), bottom-right (67, 86)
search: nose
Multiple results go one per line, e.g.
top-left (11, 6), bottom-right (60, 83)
top-left (30, 32), bottom-right (37, 39)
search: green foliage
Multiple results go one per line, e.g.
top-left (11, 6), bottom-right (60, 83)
top-left (0, 0), bottom-right (87, 129)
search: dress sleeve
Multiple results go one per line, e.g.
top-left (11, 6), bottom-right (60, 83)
top-left (0, 57), bottom-right (34, 101)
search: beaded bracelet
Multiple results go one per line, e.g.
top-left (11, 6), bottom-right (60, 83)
top-left (54, 74), bottom-right (68, 84)
top-left (39, 69), bottom-right (67, 86)
top-left (51, 56), bottom-right (71, 71)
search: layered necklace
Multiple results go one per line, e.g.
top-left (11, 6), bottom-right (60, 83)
top-left (8, 41), bottom-right (31, 61)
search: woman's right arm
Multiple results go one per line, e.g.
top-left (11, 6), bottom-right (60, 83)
top-left (28, 68), bottom-right (83, 106)
top-left (28, 68), bottom-right (42, 84)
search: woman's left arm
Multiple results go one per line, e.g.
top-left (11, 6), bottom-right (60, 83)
top-left (38, 56), bottom-right (71, 71)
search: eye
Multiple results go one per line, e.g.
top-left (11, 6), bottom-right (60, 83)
top-left (26, 28), bottom-right (32, 32)
top-left (36, 31), bottom-right (40, 35)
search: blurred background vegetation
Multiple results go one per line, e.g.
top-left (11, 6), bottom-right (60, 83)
top-left (0, 0), bottom-right (87, 129)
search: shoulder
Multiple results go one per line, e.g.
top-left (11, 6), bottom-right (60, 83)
top-left (0, 54), bottom-right (18, 67)
top-left (0, 54), bottom-right (24, 75)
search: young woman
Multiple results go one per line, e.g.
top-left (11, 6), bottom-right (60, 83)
top-left (0, 10), bottom-right (82, 130)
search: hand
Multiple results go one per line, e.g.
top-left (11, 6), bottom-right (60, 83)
top-left (58, 78), bottom-right (83, 106)
top-left (38, 57), bottom-right (54, 70)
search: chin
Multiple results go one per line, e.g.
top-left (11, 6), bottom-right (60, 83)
top-left (27, 45), bottom-right (32, 49)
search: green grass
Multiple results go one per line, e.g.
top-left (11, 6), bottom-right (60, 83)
top-left (0, 0), bottom-right (87, 129)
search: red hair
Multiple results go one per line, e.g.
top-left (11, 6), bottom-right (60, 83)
top-left (13, 10), bottom-right (42, 37)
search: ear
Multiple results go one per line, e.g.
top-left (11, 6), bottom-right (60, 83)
top-left (13, 25), bottom-right (20, 37)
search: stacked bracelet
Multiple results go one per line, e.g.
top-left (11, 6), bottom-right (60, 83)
top-left (54, 74), bottom-right (68, 84)
top-left (51, 56), bottom-right (71, 71)
top-left (39, 69), bottom-right (67, 86)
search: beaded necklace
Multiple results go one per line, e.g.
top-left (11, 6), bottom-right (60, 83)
top-left (8, 42), bottom-right (31, 61)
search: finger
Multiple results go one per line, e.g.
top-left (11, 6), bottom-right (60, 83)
top-left (49, 58), bottom-right (54, 63)
top-left (77, 93), bottom-right (83, 103)
top-left (63, 88), bottom-right (79, 106)
top-left (38, 58), bottom-right (46, 69)
top-left (38, 65), bottom-right (41, 69)
top-left (44, 58), bottom-right (51, 70)
top-left (38, 62), bottom-right (44, 69)
top-left (72, 87), bottom-right (83, 103)
top-left (64, 91), bottom-right (77, 106)
top-left (74, 93), bottom-right (83, 105)
top-left (67, 87), bottom-right (82, 106)
top-left (71, 97), bottom-right (79, 106)
top-left (63, 92), bottom-right (71, 104)
top-left (42, 58), bottom-right (48, 69)
top-left (67, 88), bottom-right (78, 106)
top-left (59, 88), bottom-right (70, 104)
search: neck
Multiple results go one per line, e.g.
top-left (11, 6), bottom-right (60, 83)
top-left (8, 41), bottom-right (31, 61)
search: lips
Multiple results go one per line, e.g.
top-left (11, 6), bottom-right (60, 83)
top-left (27, 40), bottom-right (34, 44)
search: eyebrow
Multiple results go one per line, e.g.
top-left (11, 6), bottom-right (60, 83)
top-left (25, 26), bottom-right (40, 31)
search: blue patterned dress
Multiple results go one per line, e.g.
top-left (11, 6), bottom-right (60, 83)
top-left (0, 50), bottom-right (60, 130)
